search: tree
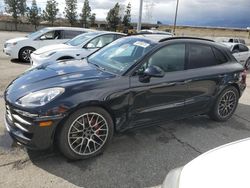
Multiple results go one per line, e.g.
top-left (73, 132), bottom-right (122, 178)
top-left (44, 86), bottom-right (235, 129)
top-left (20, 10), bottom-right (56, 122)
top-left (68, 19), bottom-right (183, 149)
top-left (64, 0), bottom-right (77, 26)
top-left (122, 2), bottom-right (131, 27)
top-left (26, 0), bottom-right (41, 30)
top-left (80, 0), bottom-right (91, 28)
top-left (4, 0), bottom-right (26, 30)
top-left (43, 0), bottom-right (59, 26)
top-left (89, 13), bottom-right (96, 27)
top-left (106, 3), bottom-right (121, 31)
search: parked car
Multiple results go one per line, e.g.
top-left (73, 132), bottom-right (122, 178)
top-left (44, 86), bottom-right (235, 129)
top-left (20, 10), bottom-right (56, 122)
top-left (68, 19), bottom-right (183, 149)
top-left (30, 31), bottom-right (126, 67)
top-left (227, 38), bottom-right (246, 44)
top-left (138, 29), bottom-right (173, 36)
top-left (215, 37), bottom-right (246, 45)
top-left (222, 42), bottom-right (250, 69)
top-left (161, 138), bottom-right (250, 188)
top-left (3, 27), bottom-right (93, 62)
top-left (4, 36), bottom-right (246, 160)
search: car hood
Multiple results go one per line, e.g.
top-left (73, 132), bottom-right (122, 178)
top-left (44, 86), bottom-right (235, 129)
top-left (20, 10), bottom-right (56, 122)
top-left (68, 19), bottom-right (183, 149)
top-left (5, 37), bottom-right (28, 44)
top-left (177, 138), bottom-right (250, 188)
top-left (33, 44), bottom-right (74, 55)
top-left (5, 59), bottom-right (114, 103)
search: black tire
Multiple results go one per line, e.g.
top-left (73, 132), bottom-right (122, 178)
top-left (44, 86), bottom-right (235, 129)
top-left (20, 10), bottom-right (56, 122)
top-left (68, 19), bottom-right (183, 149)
top-left (19, 47), bottom-right (35, 63)
top-left (57, 107), bottom-right (114, 160)
top-left (209, 86), bottom-right (239, 122)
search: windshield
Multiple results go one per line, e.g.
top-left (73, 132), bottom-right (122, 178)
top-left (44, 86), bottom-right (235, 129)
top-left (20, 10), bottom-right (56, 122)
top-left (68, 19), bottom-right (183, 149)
top-left (66, 32), bottom-right (100, 46)
top-left (88, 37), bottom-right (157, 75)
top-left (27, 28), bottom-right (49, 38)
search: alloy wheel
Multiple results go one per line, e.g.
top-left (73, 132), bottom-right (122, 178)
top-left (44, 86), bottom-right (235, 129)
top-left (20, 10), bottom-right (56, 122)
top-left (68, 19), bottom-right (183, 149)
top-left (67, 112), bottom-right (109, 156)
top-left (22, 49), bottom-right (33, 62)
top-left (218, 90), bottom-right (237, 118)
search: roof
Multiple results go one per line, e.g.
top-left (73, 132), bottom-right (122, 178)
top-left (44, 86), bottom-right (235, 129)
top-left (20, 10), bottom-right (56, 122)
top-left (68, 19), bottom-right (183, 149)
top-left (76, 31), bottom-right (126, 38)
top-left (44, 27), bottom-right (94, 32)
top-left (138, 29), bottom-right (173, 36)
top-left (132, 34), bottom-right (173, 43)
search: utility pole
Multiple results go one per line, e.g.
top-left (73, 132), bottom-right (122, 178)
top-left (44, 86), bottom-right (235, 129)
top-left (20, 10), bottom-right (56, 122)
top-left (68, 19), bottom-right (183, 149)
top-left (173, 0), bottom-right (179, 34)
top-left (137, 0), bottom-right (143, 32)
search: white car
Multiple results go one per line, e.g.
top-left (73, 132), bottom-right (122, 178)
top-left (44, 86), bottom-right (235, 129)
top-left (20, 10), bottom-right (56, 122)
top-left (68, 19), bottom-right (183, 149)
top-left (30, 31), bottom-right (126, 67)
top-left (161, 138), bottom-right (250, 188)
top-left (222, 42), bottom-right (250, 69)
top-left (215, 37), bottom-right (246, 45)
top-left (3, 27), bottom-right (93, 62)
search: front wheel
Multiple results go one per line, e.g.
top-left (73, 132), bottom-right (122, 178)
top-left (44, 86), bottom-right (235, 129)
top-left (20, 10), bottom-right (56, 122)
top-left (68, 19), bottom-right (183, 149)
top-left (19, 47), bottom-right (35, 63)
top-left (57, 107), bottom-right (114, 160)
top-left (209, 86), bottom-right (239, 122)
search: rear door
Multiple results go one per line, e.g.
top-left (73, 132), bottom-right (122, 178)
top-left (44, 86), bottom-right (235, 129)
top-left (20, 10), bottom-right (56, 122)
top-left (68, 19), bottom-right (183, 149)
top-left (183, 43), bottom-right (228, 115)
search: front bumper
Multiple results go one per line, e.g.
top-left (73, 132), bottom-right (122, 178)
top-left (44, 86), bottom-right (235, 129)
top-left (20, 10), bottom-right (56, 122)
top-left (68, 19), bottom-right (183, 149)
top-left (3, 48), bottom-right (12, 56)
top-left (3, 47), bottom-right (18, 59)
top-left (4, 103), bottom-right (63, 150)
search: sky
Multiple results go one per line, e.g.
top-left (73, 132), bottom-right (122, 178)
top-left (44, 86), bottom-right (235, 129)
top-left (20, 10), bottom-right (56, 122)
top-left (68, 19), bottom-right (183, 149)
top-left (0, 0), bottom-right (250, 28)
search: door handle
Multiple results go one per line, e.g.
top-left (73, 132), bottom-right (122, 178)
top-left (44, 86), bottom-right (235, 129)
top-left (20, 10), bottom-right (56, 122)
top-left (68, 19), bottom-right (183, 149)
top-left (176, 79), bottom-right (192, 85)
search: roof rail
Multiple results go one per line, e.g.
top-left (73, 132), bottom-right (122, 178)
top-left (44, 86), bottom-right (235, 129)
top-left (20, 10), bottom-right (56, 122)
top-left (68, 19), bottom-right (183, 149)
top-left (159, 37), bottom-right (214, 43)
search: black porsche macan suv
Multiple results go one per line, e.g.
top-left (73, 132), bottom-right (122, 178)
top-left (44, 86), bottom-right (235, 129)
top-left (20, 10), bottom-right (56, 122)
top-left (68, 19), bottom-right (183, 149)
top-left (4, 36), bottom-right (246, 160)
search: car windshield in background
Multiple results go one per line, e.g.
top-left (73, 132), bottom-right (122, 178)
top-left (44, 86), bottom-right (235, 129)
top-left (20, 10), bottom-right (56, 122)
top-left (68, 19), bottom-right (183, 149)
top-left (27, 28), bottom-right (49, 38)
top-left (88, 37), bottom-right (157, 75)
top-left (66, 32), bottom-right (100, 46)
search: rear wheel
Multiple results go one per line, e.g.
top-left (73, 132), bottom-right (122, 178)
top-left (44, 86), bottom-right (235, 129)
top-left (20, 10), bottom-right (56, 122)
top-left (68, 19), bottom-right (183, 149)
top-left (57, 107), bottom-right (114, 160)
top-left (209, 86), bottom-right (239, 122)
top-left (19, 47), bottom-right (35, 63)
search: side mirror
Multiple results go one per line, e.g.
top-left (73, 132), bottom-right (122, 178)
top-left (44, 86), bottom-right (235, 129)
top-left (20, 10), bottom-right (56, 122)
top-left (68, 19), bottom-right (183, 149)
top-left (139, 65), bottom-right (165, 83)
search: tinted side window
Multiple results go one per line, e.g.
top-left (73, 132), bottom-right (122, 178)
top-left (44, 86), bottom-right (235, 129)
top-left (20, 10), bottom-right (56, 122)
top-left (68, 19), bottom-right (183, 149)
top-left (39, 30), bottom-right (62, 40)
top-left (115, 34), bottom-right (124, 40)
top-left (239, 44), bottom-right (249, 52)
top-left (147, 44), bottom-right (185, 72)
top-left (212, 48), bottom-right (228, 64)
top-left (239, 39), bottom-right (246, 44)
top-left (188, 44), bottom-right (216, 69)
top-left (63, 30), bottom-right (83, 39)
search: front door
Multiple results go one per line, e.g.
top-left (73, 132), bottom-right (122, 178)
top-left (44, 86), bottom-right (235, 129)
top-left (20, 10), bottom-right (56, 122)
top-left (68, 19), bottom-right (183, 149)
top-left (129, 43), bottom-right (189, 127)
top-left (34, 30), bottom-right (65, 49)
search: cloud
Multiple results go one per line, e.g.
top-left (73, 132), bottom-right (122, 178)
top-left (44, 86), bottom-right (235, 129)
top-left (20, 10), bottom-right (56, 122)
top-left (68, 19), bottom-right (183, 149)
top-left (33, 0), bottom-right (250, 28)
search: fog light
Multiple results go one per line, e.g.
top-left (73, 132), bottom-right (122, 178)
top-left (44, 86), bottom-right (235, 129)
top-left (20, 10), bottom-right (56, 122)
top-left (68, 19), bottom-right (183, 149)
top-left (39, 121), bottom-right (53, 127)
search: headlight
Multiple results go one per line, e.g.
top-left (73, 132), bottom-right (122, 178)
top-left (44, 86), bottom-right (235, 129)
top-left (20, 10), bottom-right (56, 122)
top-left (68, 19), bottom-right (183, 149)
top-left (40, 51), bottom-right (56, 58)
top-left (16, 87), bottom-right (65, 107)
top-left (5, 42), bottom-right (17, 48)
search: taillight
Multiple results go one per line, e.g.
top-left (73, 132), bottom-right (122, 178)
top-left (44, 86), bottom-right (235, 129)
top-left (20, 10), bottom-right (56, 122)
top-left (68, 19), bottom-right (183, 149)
top-left (240, 69), bottom-right (247, 85)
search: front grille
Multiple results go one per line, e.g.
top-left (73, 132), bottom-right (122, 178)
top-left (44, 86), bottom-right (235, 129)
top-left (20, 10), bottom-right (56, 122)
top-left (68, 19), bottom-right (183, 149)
top-left (5, 104), bottom-right (33, 139)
